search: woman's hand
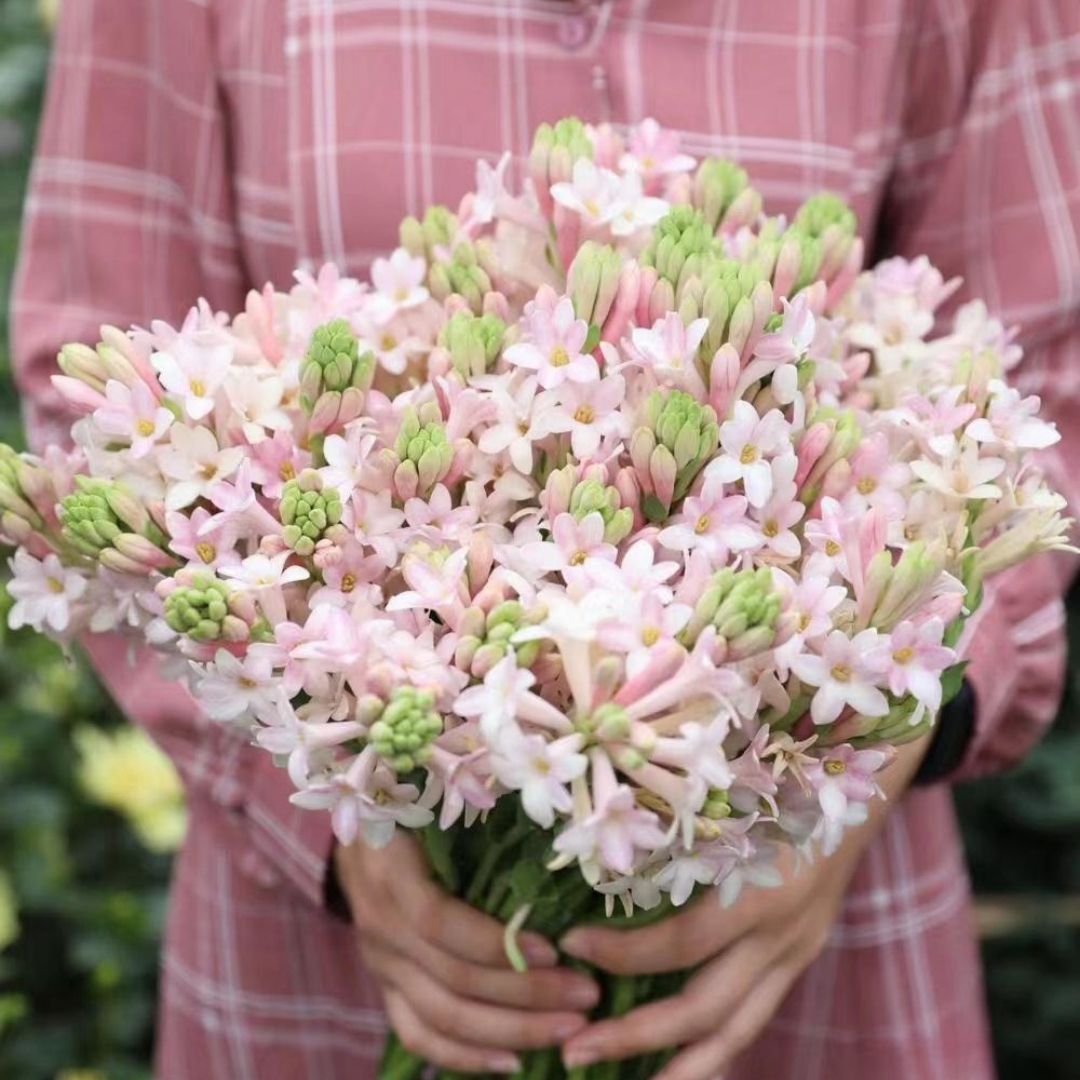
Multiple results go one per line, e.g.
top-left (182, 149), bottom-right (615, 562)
top-left (558, 735), bottom-right (931, 1080)
top-left (335, 832), bottom-right (599, 1074)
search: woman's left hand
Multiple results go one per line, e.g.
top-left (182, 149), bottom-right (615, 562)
top-left (558, 734), bottom-right (932, 1080)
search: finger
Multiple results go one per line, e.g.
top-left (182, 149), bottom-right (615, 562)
top-left (561, 938), bottom-right (765, 1068)
top-left (389, 850), bottom-right (559, 969)
top-left (365, 944), bottom-right (589, 1051)
top-left (407, 931), bottom-right (600, 1011)
top-left (650, 964), bottom-right (796, 1080)
top-left (560, 893), bottom-right (752, 975)
top-left (383, 988), bottom-right (521, 1075)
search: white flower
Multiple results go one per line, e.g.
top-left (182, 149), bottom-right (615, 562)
top-left (454, 653), bottom-right (536, 743)
top-left (219, 552), bottom-right (310, 590)
top-left (158, 425), bottom-right (246, 511)
top-left (223, 370), bottom-right (290, 444)
top-left (710, 401), bottom-right (793, 508)
top-left (365, 248), bottom-right (430, 324)
top-left (6, 550), bottom-right (88, 634)
top-left (470, 151), bottom-right (511, 226)
top-left (152, 330), bottom-right (233, 421)
top-left (789, 629), bottom-right (891, 726)
top-left (909, 441), bottom-right (1006, 501)
top-left (195, 648), bottom-right (281, 722)
top-left (489, 728), bottom-right (587, 828)
top-left (92, 379), bottom-right (173, 459)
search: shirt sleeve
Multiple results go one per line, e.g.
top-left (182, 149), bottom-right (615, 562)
top-left (877, 0), bottom-right (1080, 781)
top-left (9, 0), bottom-right (335, 905)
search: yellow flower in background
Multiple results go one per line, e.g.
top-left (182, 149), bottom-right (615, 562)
top-left (55, 1071), bottom-right (106, 1080)
top-left (75, 726), bottom-right (187, 854)
top-left (0, 871), bottom-right (18, 953)
top-left (38, 0), bottom-right (61, 31)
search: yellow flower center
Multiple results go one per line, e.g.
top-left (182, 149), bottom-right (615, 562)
top-left (763, 519), bottom-right (779, 538)
top-left (573, 405), bottom-right (595, 424)
top-left (201, 463), bottom-right (218, 480)
top-left (550, 345), bottom-right (570, 368)
top-left (533, 757), bottom-right (551, 775)
top-left (47, 577), bottom-right (65, 594)
top-left (584, 199), bottom-right (601, 217)
top-left (136, 419), bottom-right (156, 437)
top-left (341, 573), bottom-right (356, 593)
top-left (380, 333), bottom-right (397, 352)
top-left (904, 523), bottom-right (919, 542)
top-left (569, 550), bottom-right (587, 566)
top-left (830, 663), bottom-right (852, 683)
top-left (824, 539), bottom-right (841, 557)
top-left (856, 477), bottom-right (877, 495)
top-left (694, 514), bottom-right (710, 535)
top-left (190, 379), bottom-right (206, 398)
top-left (893, 647), bottom-right (914, 665)
top-left (394, 286), bottom-right (410, 302)
top-left (798, 612), bottom-right (811, 632)
top-left (823, 759), bottom-right (846, 775)
top-left (641, 626), bottom-right (661, 646)
top-left (280, 461), bottom-right (296, 481)
top-left (238, 677), bottom-right (258, 690)
top-left (195, 542), bottom-right (216, 564)
top-left (739, 444), bottom-right (758, 465)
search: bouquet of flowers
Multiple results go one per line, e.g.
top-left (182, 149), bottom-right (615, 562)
top-left (1, 117), bottom-right (1072, 1080)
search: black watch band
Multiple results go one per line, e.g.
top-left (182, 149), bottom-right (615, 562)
top-left (913, 678), bottom-right (978, 785)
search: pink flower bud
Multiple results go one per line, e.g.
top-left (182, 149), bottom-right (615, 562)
top-left (590, 123), bottom-right (624, 169)
top-left (600, 261), bottom-right (641, 346)
top-left (772, 237), bottom-right (803, 303)
top-left (113, 532), bottom-right (176, 571)
top-left (824, 238), bottom-right (864, 311)
top-left (99, 325), bottom-right (160, 392)
top-left (99, 548), bottom-right (152, 576)
top-left (794, 421), bottom-right (833, 488)
top-left (467, 530), bottom-right (494, 593)
top-left (51, 375), bottom-right (108, 415)
top-left (308, 391), bottom-right (342, 435)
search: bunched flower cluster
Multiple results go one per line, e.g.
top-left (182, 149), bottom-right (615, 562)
top-left (2, 117), bottom-right (1072, 913)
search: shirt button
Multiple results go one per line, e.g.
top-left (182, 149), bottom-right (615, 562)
top-left (557, 14), bottom-right (591, 49)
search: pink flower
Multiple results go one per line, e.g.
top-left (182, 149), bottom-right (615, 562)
top-left (658, 470), bottom-right (759, 565)
top-left (158, 425), bottom-right (245, 512)
top-left (404, 484), bottom-right (478, 546)
top-left (803, 497), bottom-right (853, 578)
top-left (151, 318), bottom-right (234, 421)
top-left (790, 629), bottom-right (891, 726)
top-left (504, 297), bottom-right (597, 390)
top-left (966, 380), bottom-right (1061, 452)
top-left (454, 653), bottom-right (570, 742)
top-left (6, 550), bottom-right (87, 634)
top-left (534, 375), bottom-right (628, 460)
top-left (195, 648), bottom-right (281, 722)
top-left (92, 379), bottom-right (173, 458)
top-left (897, 388), bottom-right (976, 457)
top-left (365, 248), bottom-right (429, 324)
top-left (489, 729), bottom-right (588, 828)
top-left (598, 591), bottom-right (692, 678)
top-left (909, 442), bottom-right (1005, 500)
top-left (572, 539), bottom-right (680, 602)
top-left (165, 507), bottom-right (241, 571)
top-left (712, 401), bottom-right (793, 507)
top-left (476, 375), bottom-right (544, 475)
top-left (883, 619), bottom-right (956, 714)
top-left (753, 294), bottom-right (816, 364)
top-left (619, 118), bottom-right (696, 184)
top-left (248, 432), bottom-right (311, 500)
top-left (628, 313), bottom-right (709, 394)
top-left (553, 752), bottom-right (669, 876)
top-left (386, 547), bottom-right (470, 616)
top-left (751, 455), bottom-right (805, 560)
top-left (523, 512), bottom-right (616, 576)
top-left (842, 433), bottom-right (911, 520)
top-left (805, 744), bottom-right (887, 821)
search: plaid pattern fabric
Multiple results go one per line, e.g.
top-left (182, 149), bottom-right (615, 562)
top-left (11, 2), bottom-right (1080, 1077)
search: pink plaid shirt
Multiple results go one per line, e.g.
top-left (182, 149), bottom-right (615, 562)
top-left (12, 2), bottom-right (1080, 1077)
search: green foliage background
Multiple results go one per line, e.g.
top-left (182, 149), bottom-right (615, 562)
top-left (0, 1), bottom-right (1075, 1076)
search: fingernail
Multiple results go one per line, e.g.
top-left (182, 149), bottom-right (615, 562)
top-left (555, 1018), bottom-right (589, 1041)
top-left (522, 936), bottom-right (558, 967)
top-left (567, 980), bottom-right (601, 1009)
top-left (563, 1045), bottom-right (600, 1069)
top-left (488, 1053), bottom-right (522, 1074)
top-left (559, 931), bottom-right (590, 959)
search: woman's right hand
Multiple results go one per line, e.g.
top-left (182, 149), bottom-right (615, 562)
top-left (334, 832), bottom-right (599, 1074)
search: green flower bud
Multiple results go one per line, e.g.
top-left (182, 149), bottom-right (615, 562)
top-left (427, 242), bottom-right (493, 314)
top-left (163, 573), bottom-right (233, 642)
top-left (698, 258), bottom-right (770, 357)
top-left (567, 241), bottom-right (623, 327)
top-left (645, 389), bottom-right (719, 500)
top-left (439, 311), bottom-right (506, 380)
top-left (279, 469), bottom-right (343, 556)
top-left (681, 567), bottom-right (780, 656)
top-left (299, 320), bottom-right (372, 415)
top-left (393, 408), bottom-right (454, 497)
top-left (701, 788), bottom-right (732, 820)
top-left (367, 686), bottom-right (444, 773)
top-left (399, 204), bottom-right (457, 260)
top-left (453, 601), bottom-right (544, 676)
top-left (792, 192), bottom-right (857, 243)
top-left (567, 478), bottom-right (634, 544)
top-left (692, 158), bottom-right (749, 232)
top-left (641, 206), bottom-right (720, 297)
top-left (59, 477), bottom-right (153, 556)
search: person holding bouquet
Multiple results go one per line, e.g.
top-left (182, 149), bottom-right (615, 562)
top-left (10, 2), bottom-right (1080, 1079)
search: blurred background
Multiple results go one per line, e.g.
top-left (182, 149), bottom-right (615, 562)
top-left (0, 1), bottom-right (1077, 1077)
